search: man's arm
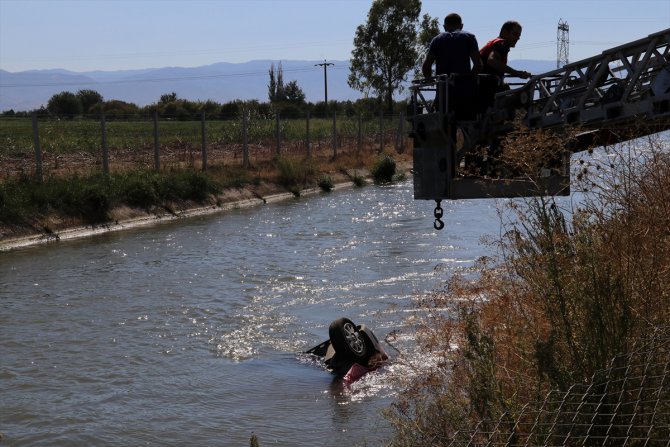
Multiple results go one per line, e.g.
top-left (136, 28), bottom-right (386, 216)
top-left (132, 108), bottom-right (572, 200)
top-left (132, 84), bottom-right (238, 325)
top-left (487, 51), bottom-right (531, 78)
top-left (422, 52), bottom-right (435, 79)
top-left (470, 49), bottom-right (483, 75)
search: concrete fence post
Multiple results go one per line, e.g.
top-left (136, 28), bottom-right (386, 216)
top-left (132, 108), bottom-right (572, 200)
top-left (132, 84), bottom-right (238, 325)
top-left (306, 110), bottom-right (311, 158)
top-left (153, 111), bottom-right (160, 171)
top-left (357, 114), bottom-right (362, 153)
top-left (396, 112), bottom-right (405, 154)
top-left (379, 110), bottom-right (384, 153)
top-left (31, 113), bottom-right (43, 182)
top-left (332, 112), bottom-right (337, 159)
top-left (101, 112), bottom-right (109, 176)
top-left (275, 112), bottom-right (281, 156)
top-left (201, 111), bottom-right (208, 171)
top-left (242, 111), bottom-right (249, 169)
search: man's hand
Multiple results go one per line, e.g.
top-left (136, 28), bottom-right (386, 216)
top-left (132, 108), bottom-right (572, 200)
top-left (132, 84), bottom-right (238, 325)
top-left (515, 70), bottom-right (531, 79)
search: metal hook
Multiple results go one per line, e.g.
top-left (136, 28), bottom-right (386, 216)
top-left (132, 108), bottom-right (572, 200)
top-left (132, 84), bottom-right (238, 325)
top-left (433, 200), bottom-right (445, 231)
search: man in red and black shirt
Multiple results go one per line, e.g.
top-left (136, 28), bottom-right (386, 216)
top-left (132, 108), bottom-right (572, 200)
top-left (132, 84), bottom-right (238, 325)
top-left (480, 20), bottom-right (531, 84)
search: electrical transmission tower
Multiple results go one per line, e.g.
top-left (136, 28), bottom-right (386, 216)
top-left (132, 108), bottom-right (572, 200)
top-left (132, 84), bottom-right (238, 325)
top-left (557, 19), bottom-right (570, 68)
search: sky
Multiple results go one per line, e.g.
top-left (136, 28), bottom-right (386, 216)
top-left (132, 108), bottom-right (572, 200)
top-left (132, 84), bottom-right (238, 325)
top-left (1, 0), bottom-right (669, 73)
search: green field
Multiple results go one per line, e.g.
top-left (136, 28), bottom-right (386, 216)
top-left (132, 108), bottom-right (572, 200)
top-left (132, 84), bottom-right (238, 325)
top-left (0, 115), bottom-right (398, 156)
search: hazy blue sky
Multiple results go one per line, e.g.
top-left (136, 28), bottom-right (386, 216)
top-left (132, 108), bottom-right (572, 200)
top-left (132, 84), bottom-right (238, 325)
top-left (1, 0), bottom-right (668, 73)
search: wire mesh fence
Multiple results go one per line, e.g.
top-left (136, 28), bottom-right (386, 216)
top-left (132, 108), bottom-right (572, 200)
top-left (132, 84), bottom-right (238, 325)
top-left (0, 111), bottom-right (410, 182)
top-left (447, 326), bottom-right (670, 446)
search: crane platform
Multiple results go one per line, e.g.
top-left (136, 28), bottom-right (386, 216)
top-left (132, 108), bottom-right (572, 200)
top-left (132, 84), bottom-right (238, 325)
top-left (409, 28), bottom-right (670, 207)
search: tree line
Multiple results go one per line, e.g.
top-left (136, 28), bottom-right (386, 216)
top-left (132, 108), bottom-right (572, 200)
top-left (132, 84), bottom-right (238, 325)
top-left (3, 0), bottom-right (440, 119)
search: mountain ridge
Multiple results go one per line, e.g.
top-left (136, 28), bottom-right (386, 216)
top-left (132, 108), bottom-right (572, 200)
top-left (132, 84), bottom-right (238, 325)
top-left (0, 59), bottom-right (557, 112)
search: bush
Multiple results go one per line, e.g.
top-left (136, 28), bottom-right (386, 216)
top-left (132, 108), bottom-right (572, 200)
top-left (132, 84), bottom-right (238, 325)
top-left (351, 173), bottom-right (366, 187)
top-left (371, 154), bottom-right (396, 183)
top-left (317, 176), bottom-right (334, 192)
top-left (78, 185), bottom-right (110, 223)
top-left (121, 173), bottom-right (158, 208)
top-left (274, 156), bottom-right (313, 189)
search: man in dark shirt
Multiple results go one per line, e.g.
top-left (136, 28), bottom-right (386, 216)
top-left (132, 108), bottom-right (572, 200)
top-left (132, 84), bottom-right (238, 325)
top-left (422, 13), bottom-right (482, 78)
top-left (480, 20), bottom-right (531, 83)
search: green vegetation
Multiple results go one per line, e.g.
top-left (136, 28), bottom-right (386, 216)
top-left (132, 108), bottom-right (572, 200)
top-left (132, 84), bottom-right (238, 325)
top-left (0, 115), bottom-right (397, 157)
top-left (0, 169), bottom-right (220, 226)
top-left (371, 153), bottom-right (397, 183)
top-left (351, 172), bottom-right (367, 187)
top-left (349, 0), bottom-right (423, 112)
top-left (385, 130), bottom-right (670, 445)
top-left (274, 156), bottom-right (315, 197)
top-left (317, 175), bottom-right (334, 192)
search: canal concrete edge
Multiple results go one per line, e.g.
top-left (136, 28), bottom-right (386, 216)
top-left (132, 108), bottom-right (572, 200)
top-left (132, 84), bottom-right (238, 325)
top-left (0, 180), bottom-right (358, 252)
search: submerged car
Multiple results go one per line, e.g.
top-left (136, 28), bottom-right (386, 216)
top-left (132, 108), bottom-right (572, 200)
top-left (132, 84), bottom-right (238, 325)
top-left (306, 317), bottom-right (389, 384)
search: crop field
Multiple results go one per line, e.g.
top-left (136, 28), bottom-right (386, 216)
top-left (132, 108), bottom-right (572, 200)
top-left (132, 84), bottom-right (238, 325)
top-left (0, 115), bottom-right (408, 180)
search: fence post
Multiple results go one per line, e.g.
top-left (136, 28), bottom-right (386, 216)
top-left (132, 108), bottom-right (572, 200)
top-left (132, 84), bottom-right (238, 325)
top-left (101, 112), bottom-right (109, 176)
top-left (357, 114), bottom-right (362, 153)
top-left (306, 110), bottom-right (311, 158)
top-left (201, 110), bottom-right (207, 171)
top-left (31, 113), bottom-right (43, 183)
top-left (242, 111), bottom-right (249, 169)
top-left (275, 112), bottom-right (281, 156)
top-left (379, 109), bottom-right (384, 153)
top-left (396, 112), bottom-right (405, 154)
top-left (332, 112), bottom-right (337, 159)
top-left (153, 110), bottom-right (160, 171)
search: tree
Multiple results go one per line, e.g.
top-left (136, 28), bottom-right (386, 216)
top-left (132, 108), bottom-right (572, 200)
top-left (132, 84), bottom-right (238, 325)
top-left (348, 0), bottom-right (421, 112)
top-left (268, 62), bottom-right (285, 103)
top-left (90, 100), bottom-right (139, 119)
top-left (417, 14), bottom-right (440, 64)
top-left (159, 92), bottom-right (178, 104)
top-left (76, 89), bottom-right (103, 114)
top-left (268, 62), bottom-right (306, 117)
top-left (283, 80), bottom-right (305, 105)
top-left (47, 91), bottom-right (82, 118)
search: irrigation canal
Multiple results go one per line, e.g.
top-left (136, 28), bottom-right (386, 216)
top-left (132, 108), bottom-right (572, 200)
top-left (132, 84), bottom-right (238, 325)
top-left (1, 180), bottom-right (502, 446)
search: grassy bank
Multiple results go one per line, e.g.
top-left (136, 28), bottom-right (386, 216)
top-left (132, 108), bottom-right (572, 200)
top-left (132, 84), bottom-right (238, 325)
top-left (0, 148), bottom-right (407, 244)
top-left (385, 131), bottom-right (670, 445)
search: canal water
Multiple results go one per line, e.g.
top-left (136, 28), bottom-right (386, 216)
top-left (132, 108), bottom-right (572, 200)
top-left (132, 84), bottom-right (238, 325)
top-left (1, 180), bottom-right (501, 446)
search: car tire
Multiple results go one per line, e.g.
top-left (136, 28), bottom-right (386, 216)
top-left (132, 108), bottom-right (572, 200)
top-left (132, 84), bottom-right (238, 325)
top-left (329, 318), bottom-right (369, 363)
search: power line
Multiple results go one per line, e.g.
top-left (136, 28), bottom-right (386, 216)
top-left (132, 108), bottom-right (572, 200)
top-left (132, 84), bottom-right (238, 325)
top-left (0, 64), bottom-right (349, 89)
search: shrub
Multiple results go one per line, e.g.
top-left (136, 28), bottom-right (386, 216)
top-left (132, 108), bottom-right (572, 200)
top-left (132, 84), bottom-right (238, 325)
top-left (317, 176), bottom-right (334, 192)
top-left (274, 156), bottom-right (313, 189)
top-left (351, 173), bottom-right (366, 187)
top-left (78, 185), bottom-right (110, 223)
top-left (121, 173), bottom-right (158, 208)
top-left (371, 154), bottom-right (396, 183)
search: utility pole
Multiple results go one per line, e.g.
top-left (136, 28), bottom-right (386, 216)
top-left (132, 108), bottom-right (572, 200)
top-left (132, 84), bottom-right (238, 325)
top-left (557, 19), bottom-right (569, 68)
top-left (315, 60), bottom-right (334, 110)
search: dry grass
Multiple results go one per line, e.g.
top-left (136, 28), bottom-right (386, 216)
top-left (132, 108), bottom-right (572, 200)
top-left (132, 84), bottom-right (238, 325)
top-left (386, 126), bottom-right (670, 446)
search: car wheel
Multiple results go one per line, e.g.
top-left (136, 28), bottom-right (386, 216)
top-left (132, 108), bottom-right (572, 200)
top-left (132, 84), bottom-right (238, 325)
top-left (329, 317), bottom-right (369, 363)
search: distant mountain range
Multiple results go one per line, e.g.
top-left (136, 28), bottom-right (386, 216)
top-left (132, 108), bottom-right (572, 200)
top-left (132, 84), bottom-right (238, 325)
top-left (0, 59), bottom-right (557, 112)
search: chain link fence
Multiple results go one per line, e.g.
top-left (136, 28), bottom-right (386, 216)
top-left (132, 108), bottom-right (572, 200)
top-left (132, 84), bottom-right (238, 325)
top-left (448, 326), bottom-right (670, 446)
